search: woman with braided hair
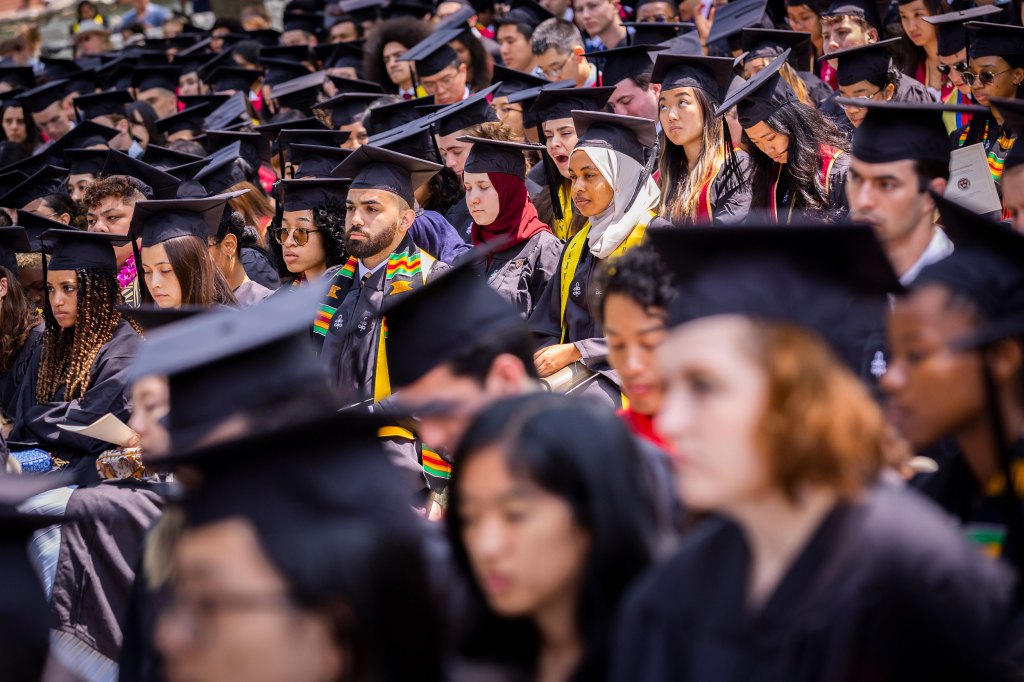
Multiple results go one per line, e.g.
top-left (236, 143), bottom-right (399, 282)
top-left (8, 230), bottom-right (142, 481)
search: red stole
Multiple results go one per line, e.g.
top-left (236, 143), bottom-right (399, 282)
top-left (769, 144), bottom-right (844, 223)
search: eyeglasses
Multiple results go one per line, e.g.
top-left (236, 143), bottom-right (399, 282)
top-left (838, 88), bottom-right (882, 110)
top-left (936, 61), bottom-right (969, 76)
top-left (270, 226), bottom-right (321, 245)
top-left (540, 54), bottom-right (572, 80)
top-left (161, 591), bottom-right (294, 641)
top-left (420, 70), bottom-right (459, 93)
top-left (962, 68), bottom-right (1012, 87)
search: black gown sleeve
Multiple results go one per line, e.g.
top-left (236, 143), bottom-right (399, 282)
top-left (711, 152), bottom-right (753, 225)
top-left (527, 240), bottom-right (569, 350)
top-left (240, 246), bottom-right (282, 291)
top-left (826, 152), bottom-right (851, 222)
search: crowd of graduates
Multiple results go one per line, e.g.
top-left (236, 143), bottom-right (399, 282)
top-left (0, 0), bottom-right (1023, 679)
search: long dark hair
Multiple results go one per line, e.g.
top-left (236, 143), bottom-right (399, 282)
top-left (0, 265), bottom-right (38, 373)
top-left (126, 100), bottom-right (165, 149)
top-left (140, 235), bottom-right (237, 307)
top-left (453, 30), bottom-right (493, 92)
top-left (267, 195), bottom-right (349, 280)
top-left (446, 394), bottom-right (657, 680)
top-left (746, 101), bottom-right (849, 212)
top-left (0, 101), bottom-right (42, 153)
top-left (362, 17), bottom-right (435, 92)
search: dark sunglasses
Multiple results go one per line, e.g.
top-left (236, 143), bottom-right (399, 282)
top-left (962, 68), bottom-right (1012, 87)
top-left (936, 61), bottom-right (968, 76)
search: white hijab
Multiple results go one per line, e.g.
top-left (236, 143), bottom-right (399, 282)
top-left (574, 146), bottom-right (660, 259)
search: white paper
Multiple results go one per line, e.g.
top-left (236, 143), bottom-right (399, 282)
top-left (58, 413), bottom-right (136, 447)
top-left (946, 143), bottom-right (1002, 215)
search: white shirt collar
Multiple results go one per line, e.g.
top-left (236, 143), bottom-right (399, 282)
top-left (357, 258), bottom-right (387, 283)
top-left (899, 227), bottom-right (955, 286)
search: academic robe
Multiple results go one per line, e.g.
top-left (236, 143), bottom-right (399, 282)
top-left (232, 278), bottom-right (273, 307)
top-left (241, 245), bottom-right (281, 291)
top-left (610, 486), bottom-right (1021, 682)
top-left (10, 320), bottom-right (141, 482)
top-left (0, 322), bottom-right (42, 421)
top-left (693, 151), bottom-right (753, 225)
top-left (444, 198), bottom-right (474, 243)
top-left (412, 209), bottom-right (473, 264)
top-left (480, 230), bottom-right (563, 318)
top-left (769, 148), bottom-right (850, 224)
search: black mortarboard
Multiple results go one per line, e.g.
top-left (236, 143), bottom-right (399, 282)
top-left (255, 116), bottom-right (327, 140)
top-left (590, 44), bottom-right (667, 88)
top-left (133, 66), bottom-right (182, 93)
top-left (847, 100), bottom-right (986, 164)
top-left (204, 129), bottom-right (271, 168)
top-left (460, 136), bottom-right (545, 177)
top-left (206, 66), bottom-right (262, 93)
top-left (742, 28), bottom-right (813, 71)
top-left (385, 261), bottom-right (528, 388)
top-left (39, 57), bottom-right (80, 82)
top-left (508, 79), bottom-right (572, 130)
top-left (269, 70), bottom-right (327, 112)
top-left (332, 145), bottom-right (440, 206)
top-left (915, 192), bottom-right (1024, 323)
top-left (260, 44), bottom-right (313, 64)
top-left (173, 51), bottom-right (214, 76)
top-left (290, 143), bottom-right (354, 178)
top-left (142, 144), bottom-right (204, 169)
top-left (531, 85), bottom-right (616, 124)
top-left (72, 89), bottom-right (133, 122)
top-left (716, 50), bottom-right (798, 128)
top-left (495, 0), bottom-right (556, 29)
top-left (435, 4), bottom-right (477, 33)
top-left (649, 223), bottom-right (902, 366)
top-left (385, 0), bottom-right (434, 19)
top-left (424, 83), bottom-right (499, 136)
top-left (204, 92), bottom-right (252, 130)
top-left (572, 110), bottom-right (658, 166)
top-left (823, 37), bottom-right (901, 87)
top-left (40, 121), bottom-right (120, 164)
top-left (0, 66), bottom-right (35, 91)
top-left (706, 0), bottom-right (770, 44)
top-left (193, 149), bottom-right (249, 194)
top-left (313, 92), bottom-right (382, 128)
top-left (822, 0), bottom-right (881, 31)
top-left (179, 94), bottom-right (230, 110)
top-left (64, 148), bottom-right (108, 176)
top-left (991, 97), bottom-right (1024, 172)
top-left (622, 21), bottom-right (696, 47)
top-left (367, 117), bottom-right (436, 158)
top-left (340, 0), bottom-right (383, 22)
top-left (118, 304), bottom-right (208, 333)
top-left (15, 209), bottom-right (67, 253)
top-left (0, 226), bottom-right (29, 273)
top-left (64, 69), bottom-right (100, 97)
top-left (966, 21), bottom-right (1024, 60)
top-left (923, 6), bottom-right (1002, 57)
top-left (327, 75), bottom-right (385, 95)
top-left (0, 165), bottom-right (68, 208)
top-left (129, 193), bottom-right (236, 246)
top-left (400, 28), bottom-right (463, 78)
top-left (96, 57), bottom-right (137, 91)
top-left (284, 10), bottom-right (325, 34)
top-left (100, 150), bottom-right (181, 199)
top-left (155, 102), bottom-right (211, 136)
top-left (317, 41), bottom-right (366, 73)
top-left (278, 177), bottom-right (352, 211)
top-left (0, 170), bottom-right (27, 198)
top-left (18, 80), bottom-right (68, 113)
top-left (364, 95), bottom-right (434, 135)
top-left (263, 57), bottom-right (316, 88)
top-left (491, 65), bottom-right (548, 100)
top-left (651, 53), bottom-right (736, 105)
top-left (41, 229), bottom-right (128, 270)
top-left (277, 127), bottom-right (352, 150)
top-left (236, 28), bottom-right (283, 47)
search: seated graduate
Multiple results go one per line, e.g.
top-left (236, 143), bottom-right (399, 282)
top-left (206, 207), bottom-right (274, 307)
top-left (8, 229), bottom-right (143, 481)
top-left (129, 193), bottom-right (240, 309)
top-left (0, 225), bottom-right (42, 424)
top-left (458, 136), bottom-right (562, 318)
top-left (610, 224), bottom-right (1020, 681)
top-left (884, 194), bottom-right (1024, 567)
top-left (447, 393), bottom-right (657, 682)
top-left (651, 53), bottom-right (752, 225)
top-left (529, 111), bottom-right (668, 406)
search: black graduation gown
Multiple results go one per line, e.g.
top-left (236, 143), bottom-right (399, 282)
top-left (240, 245), bottom-right (281, 291)
top-left (610, 486), bottom-right (1020, 682)
top-left (483, 231), bottom-right (563, 319)
top-left (445, 198), bottom-right (474, 243)
top-left (10, 320), bottom-right (141, 482)
top-left (895, 71), bottom-right (935, 104)
top-left (705, 151), bottom-right (753, 225)
top-left (798, 71), bottom-right (834, 108)
top-left (0, 322), bottom-right (42, 421)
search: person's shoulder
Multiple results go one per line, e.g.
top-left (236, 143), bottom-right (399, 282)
top-left (647, 216), bottom-right (673, 230)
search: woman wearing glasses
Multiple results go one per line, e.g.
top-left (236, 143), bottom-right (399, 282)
top-left (951, 22), bottom-right (1024, 186)
top-left (827, 39), bottom-right (929, 128)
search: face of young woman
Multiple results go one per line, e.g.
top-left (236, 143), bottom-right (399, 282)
top-left (659, 86), bottom-right (704, 149)
top-left (280, 209), bottom-right (326, 276)
top-left (141, 242), bottom-right (184, 309)
top-left (87, 195), bottom-right (136, 267)
top-left (786, 4), bottom-right (821, 43)
top-left (128, 375), bottom-right (171, 459)
top-left (656, 315), bottom-right (771, 511)
top-left (156, 518), bottom-right (344, 682)
top-left (898, 0), bottom-right (935, 48)
top-left (496, 24), bottom-right (534, 72)
top-left (491, 95), bottom-right (525, 137)
top-left (457, 446), bottom-right (591, 619)
top-left (542, 117), bottom-right (578, 178)
top-left (745, 120), bottom-right (791, 165)
top-left (838, 80), bottom-right (892, 127)
top-left (435, 131), bottom-right (474, 179)
top-left (383, 41), bottom-right (413, 89)
top-left (967, 55), bottom-right (1023, 107)
top-left (567, 150), bottom-right (615, 217)
top-left (881, 285), bottom-right (987, 450)
top-left (938, 49), bottom-right (970, 94)
top-left (2, 106), bottom-right (26, 143)
top-left (463, 172), bottom-right (500, 226)
top-left (604, 294), bottom-right (668, 416)
top-left (47, 269), bottom-right (79, 329)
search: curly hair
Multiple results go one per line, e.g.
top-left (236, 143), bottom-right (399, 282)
top-left (593, 245), bottom-right (675, 324)
top-left (40, 193), bottom-right (86, 231)
top-left (266, 195), bottom-right (349, 280)
top-left (363, 17), bottom-right (435, 93)
top-left (36, 268), bottom-right (138, 402)
top-left (82, 175), bottom-right (149, 211)
top-left (0, 265), bottom-right (39, 373)
top-left (139, 235), bottom-right (238, 307)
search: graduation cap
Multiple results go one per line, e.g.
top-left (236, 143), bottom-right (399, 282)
top-left (715, 50), bottom-right (797, 129)
top-left (40, 229), bottom-right (128, 271)
top-left (15, 209), bottom-right (67, 253)
top-left (72, 89), bottom-right (133, 122)
top-left (494, 0), bottom-right (555, 29)
top-left (0, 66), bottom-right (35, 91)
top-left (179, 93), bottom-right (231, 110)
top-left (206, 66), bottom-right (262, 93)
top-left (255, 116), bottom-right (328, 139)
top-left (741, 28), bottom-right (813, 71)
top-left (622, 21), bottom-right (696, 46)
top-left (0, 170), bottom-right (27, 198)
top-left (706, 0), bottom-right (770, 45)
top-left (424, 83), bottom-right (499, 136)
top-left (40, 57), bottom-right (81, 82)
top-left (277, 128), bottom-right (353, 150)
top-left (339, 0), bottom-right (382, 23)
top-left (118, 303), bottom-right (209, 333)
top-left (589, 44), bottom-right (667, 88)
top-left (846, 100), bottom-right (987, 165)
top-left (491, 65), bottom-right (548, 100)
top-left (235, 28), bottom-right (284, 47)
top-left (173, 51), bottom-right (215, 77)
top-left (40, 121), bottom-right (120, 164)
top-left (276, 177), bottom-right (351, 211)
top-left (364, 95), bottom-right (435, 135)
top-left (141, 144), bottom-right (204, 170)
top-left (269, 70), bottom-right (327, 112)
top-left (194, 151), bottom-right (249, 194)
top-left (399, 28), bottom-right (464, 78)
top-left (572, 110), bottom-right (658, 166)
top-left (508, 79), bottom-right (573, 130)
top-left (260, 44), bottom-right (313, 64)
top-left (648, 223), bottom-right (901, 365)
top-left (384, 260), bottom-right (528, 388)
top-left (132, 66), bottom-right (182, 93)
top-left (263, 58), bottom-right (316, 88)
top-left (204, 129), bottom-right (271, 169)
top-left (0, 165), bottom-right (68, 208)
top-left (155, 102), bottom-right (211, 137)
top-left (290, 143), bottom-right (354, 178)
top-left (18, 79), bottom-right (68, 113)
top-left (822, 37), bottom-right (901, 87)
top-left (204, 93), bottom-right (252, 130)
top-left (316, 41), bottom-right (365, 73)
top-left (922, 6), bottom-right (1002, 58)
top-left (651, 53), bottom-right (736, 105)
top-left (822, 0), bottom-right (882, 31)
top-left (0, 226), bottom-right (29, 273)
top-left (530, 85), bottom-right (615, 124)
top-left (385, 0), bottom-right (434, 19)
top-left (313, 91), bottom-right (381, 128)
top-left (327, 75), bottom-right (385, 95)
top-left (100, 150), bottom-right (181, 200)
top-left (435, 4), bottom-right (477, 33)
top-left (64, 148), bottom-right (109, 176)
top-left (990, 97), bottom-right (1024, 173)
top-left (460, 136), bottom-right (545, 177)
top-left (96, 57), bottom-right (136, 91)
top-left (966, 22), bottom-right (1024, 60)
top-left (332, 145), bottom-right (440, 207)
top-left (283, 10), bottom-right (325, 34)
top-left (128, 193), bottom-right (237, 248)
